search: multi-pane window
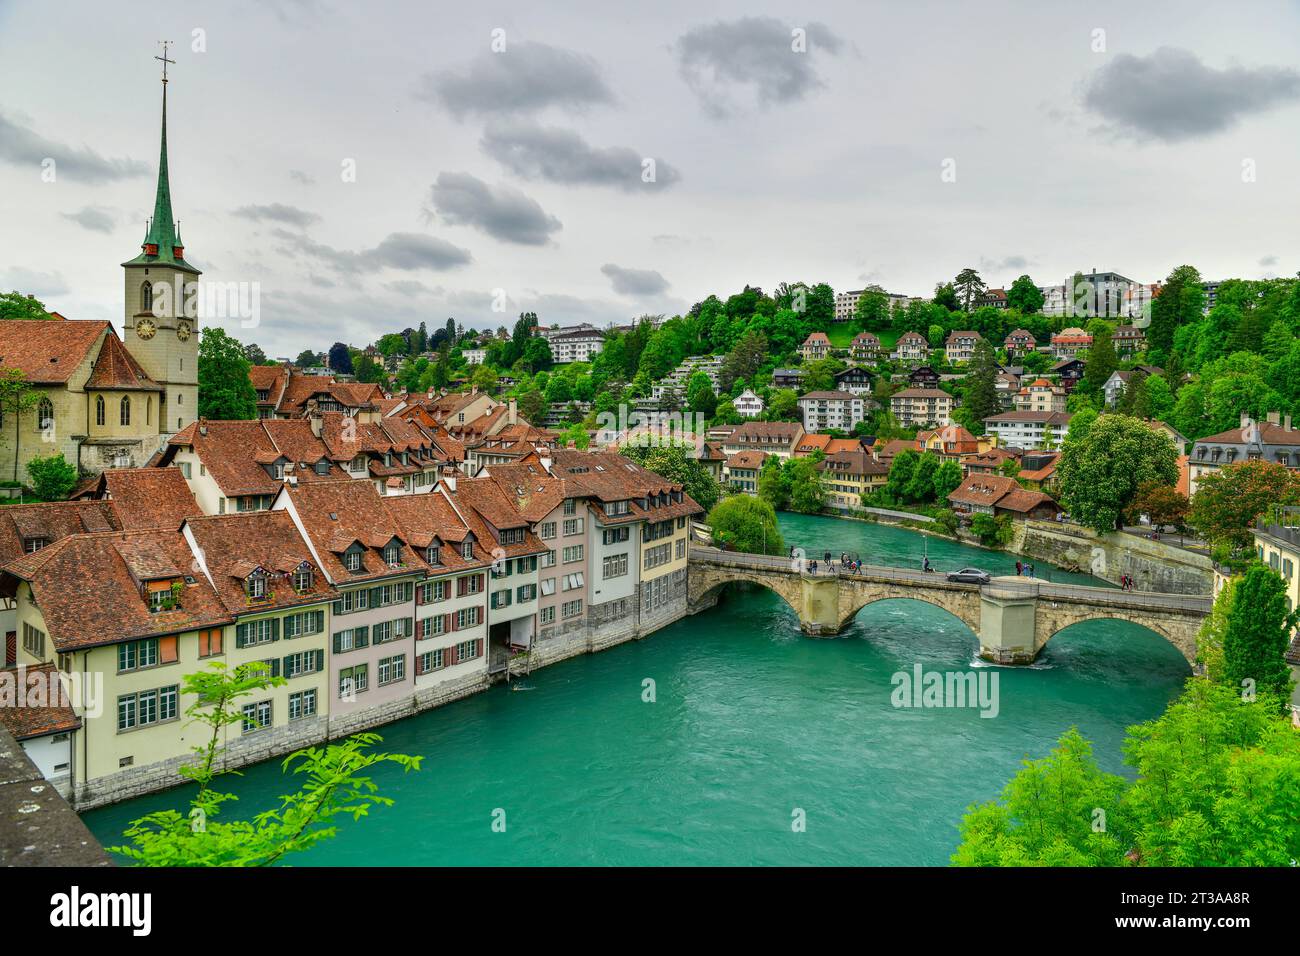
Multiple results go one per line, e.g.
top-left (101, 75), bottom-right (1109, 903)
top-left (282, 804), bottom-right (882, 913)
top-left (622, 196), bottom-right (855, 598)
top-left (345, 550), bottom-right (362, 572)
top-left (377, 654), bottom-right (406, 686)
top-left (500, 528), bottom-right (525, 546)
top-left (562, 572), bottom-right (584, 591)
top-left (198, 628), bottom-right (223, 658)
top-left (603, 500), bottom-right (629, 516)
top-left (563, 518), bottom-right (584, 536)
top-left (602, 554), bottom-right (629, 579)
top-left (516, 584), bottom-right (537, 602)
top-left (455, 639), bottom-right (480, 662)
top-left (117, 685), bottom-right (179, 732)
top-left (339, 664), bottom-right (369, 698)
top-left (372, 582), bottom-right (414, 607)
top-left (118, 638), bottom-right (159, 672)
top-left (246, 572), bottom-right (268, 600)
top-left (539, 522), bottom-right (557, 540)
top-left (333, 626), bottom-right (370, 653)
top-left (461, 539), bottom-right (474, 559)
top-left (458, 574), bottom-right (483, 596)
top-left (644, 543), bottom-right (672, 570)
top-left (383, 542), bottom-right (401, 565)
top-left (283, 650), bottom-right (323, 678)
top-left (293, 567), bottom-right (314, 592)
top-left (541, 577), bottom-right (556, 596)
top-left (456, 607), bottom-right (481, 630)
top-left (540, 606), bottom-right (556, 625)
top-left (676, 538), bottom-right (686, 559)
top-left (21, 622), bottom-right (45, 659)
top-left (419, 648), bottom-right (445, 672)
top-left (288, 689), bottom-right (317, 721)
top-left (420, 579), bottom-right (450, 604)
top-left (419, 614), bottom-right (446, 639)
top-left (563, 499), bottom-right (577, 516)
top-left (241, 700), bottom-right (272, 734)
top-left (563, 545), bottom-right (584, 564)
top-left (426, 545), bottom-right (441, 566)
top-left (491, 589), bottom-right (513, 610)
top-left (335, 589), bottom-right (371, 614)
top-left (515, 556), bottom-right (537, 574)
top-left (283, 610), bottom-right (324, 639)
top-left (562, 599), bottom-right (583, 619)
top-left (541, 549), bottom-right (556, 568)
top-left (602, 527), bottom-right (629, 545)
top-left (236, 618), bottom-right (276, 647)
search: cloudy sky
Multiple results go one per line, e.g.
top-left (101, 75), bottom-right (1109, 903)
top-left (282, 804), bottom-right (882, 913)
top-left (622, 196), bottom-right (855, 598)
top-left (3, 0), bottom-right (1300, 357)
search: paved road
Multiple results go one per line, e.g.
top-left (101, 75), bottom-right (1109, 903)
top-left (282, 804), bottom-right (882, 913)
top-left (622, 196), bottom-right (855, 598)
top-left (689, 545), bottom-right (1212, 615)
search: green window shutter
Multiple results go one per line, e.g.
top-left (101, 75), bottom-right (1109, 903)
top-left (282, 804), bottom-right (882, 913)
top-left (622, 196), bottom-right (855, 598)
top-left (332, 599), bottom-right (343, 616)
top-left (313, 610), bottom-right (325, 633)
top-left (235, 623), bottom-right (248, 649)
top-left (333, 632), bottom-right (343, 654)
top-left (404, 617), bottom-right (414, 638)
top-left (357, 625), bottom-right (370, 649)
top-left (270, 618), bottom-right (281, 641)
top-left (270, 659), bottom-right (281, 678)
top-left (282, 654), bottom-right (293, 676)
top-left (369, 586), bottom-right (383, 607)
top-left (315, 649), bottom-right (325, 673)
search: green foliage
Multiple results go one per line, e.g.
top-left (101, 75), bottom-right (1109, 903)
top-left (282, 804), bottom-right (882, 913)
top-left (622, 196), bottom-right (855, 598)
top-left (1222, 563), bottom-right (1296, 704)
top-left (0, 290), bottom-right (51, 320)
top-left (784, 456), bottom-right (826, 514)
top-left (956, 679), bottom-right (1300, 866)
top-left (970, 512), bottom-right (1012, 547)
top-left (1188, 459), bottom-right (1300, 551)
top-left (26, 453), bottom-right (77, 501)
top-left (198, 328), bottom-right (258, 420)
top-left (110, 662), bottom-right (421, 866)
top-left (961, 339), bottom-right (1001, 429)
top-left (1005, 275), bottom-right (1044, 314)
top-left (0, 368), bottom-right (40, 482)
top-left (353, 354), bottom-right (385, 384)
top-left (1057, 414), bottom-right (1179, 533)
top-left (706, 494), bottom-right (784, 555)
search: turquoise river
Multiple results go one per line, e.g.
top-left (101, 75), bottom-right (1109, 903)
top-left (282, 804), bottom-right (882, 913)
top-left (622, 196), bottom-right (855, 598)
top-left (83, 513), bottom-right (1192, 865)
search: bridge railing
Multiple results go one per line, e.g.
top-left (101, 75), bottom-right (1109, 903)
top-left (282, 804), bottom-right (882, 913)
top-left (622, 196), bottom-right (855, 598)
top-left (689, 545), bottom-right (1212, 612)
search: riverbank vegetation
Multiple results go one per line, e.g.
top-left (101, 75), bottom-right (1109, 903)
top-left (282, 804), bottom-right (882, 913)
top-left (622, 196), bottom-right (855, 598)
top-left (705, 495), bottom-right (784, 556)
top-left (110, 663), bottom-right (420, 866)
top-left (954, 568), bottom-right (1298, 866)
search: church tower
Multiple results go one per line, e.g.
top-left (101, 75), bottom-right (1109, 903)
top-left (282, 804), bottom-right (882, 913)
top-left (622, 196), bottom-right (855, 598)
top-left (122, 41), bottom-right (200, 436)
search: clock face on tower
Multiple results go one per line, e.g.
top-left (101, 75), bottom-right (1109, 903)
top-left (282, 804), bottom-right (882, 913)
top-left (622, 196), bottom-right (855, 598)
top-left (176, 321), bottom-right (191, 342)
top-left (135, 318), bottom-right (157, 340)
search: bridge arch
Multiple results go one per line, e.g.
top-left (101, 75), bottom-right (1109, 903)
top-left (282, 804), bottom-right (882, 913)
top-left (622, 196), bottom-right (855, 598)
top-left (688, 569), bottom-right (803, 624)
top-left (841, 592), bottom-right (982, 637)
top-left (1034, 607), bottom-right (1198, 666)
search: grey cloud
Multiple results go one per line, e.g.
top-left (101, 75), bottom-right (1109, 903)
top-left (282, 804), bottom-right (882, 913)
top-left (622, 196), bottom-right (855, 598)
top-left (676, 18), bottom-right (844, 117)
top-left (979, 255), bottom-right (1032, 273)
top-left (601, 263), bottom-right (670, 297)
top-left (273, 228), bottom-right (472, 273)
top-left (2, 267), bottom-right (70, 298)
top-left (417, 41), bottom-right (615, 118)
top-left (427, 172), bottom-right (561, 246)
top-left (234, 203), bottom-right (321, 228)
top-left (0, 113), bottom-right (149, 183)
top-left (1260, 255), bottom-right (1279, 267)
top-left (1084, 47), bottom-right (1300, 141)
top-left (480, 120), bottom-right (680, 191)
top-left (288, 169), bottom-right (317, 185)
top-left (61, 205), bottom-right (117, 233)
top-left (385, 279), bottom-right (433, 297)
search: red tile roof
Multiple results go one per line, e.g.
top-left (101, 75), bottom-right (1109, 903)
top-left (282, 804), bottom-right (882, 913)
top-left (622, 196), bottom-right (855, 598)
top-left (95, 468), bottom-right (201, 530)
top-left (0, 664), bottom-right (81, 740)
top-left (0, 319), bottom-right (108, 383)
top-left (85, 331), bottom-right (162, 391)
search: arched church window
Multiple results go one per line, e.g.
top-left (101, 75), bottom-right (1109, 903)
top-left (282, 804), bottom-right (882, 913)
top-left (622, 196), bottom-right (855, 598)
top-left (37, 398), bottom-right (53, 431)
top-left (141, 282), bottom-right (153, 312)
top-left (120, 395), bottom-right (131, 427)
top-left (95, 395), bottom-right (105, 426)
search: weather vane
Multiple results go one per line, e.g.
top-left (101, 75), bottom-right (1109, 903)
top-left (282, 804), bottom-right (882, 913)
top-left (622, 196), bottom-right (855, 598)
top-left (156, 39), bottom-right (174, 83)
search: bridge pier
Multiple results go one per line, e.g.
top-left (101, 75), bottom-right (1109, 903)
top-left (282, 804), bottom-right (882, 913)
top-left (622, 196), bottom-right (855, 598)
top-left (977, 586), bottom-right (1040, 664)
top-left (799, 574), bottom-right (843, 636)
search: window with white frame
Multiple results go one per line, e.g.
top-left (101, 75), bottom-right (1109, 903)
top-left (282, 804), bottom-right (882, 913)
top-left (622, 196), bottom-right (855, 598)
top-left (288, 689), bottom-right (317, 721)
top-left (241, 699), bottom-right (272, 734)
top-left (602, 553), bottom-right (629, 579)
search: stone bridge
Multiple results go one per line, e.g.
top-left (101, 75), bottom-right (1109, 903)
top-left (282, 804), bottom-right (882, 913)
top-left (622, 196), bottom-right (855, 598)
top-left (687, 546), bottom-right (1212, 665)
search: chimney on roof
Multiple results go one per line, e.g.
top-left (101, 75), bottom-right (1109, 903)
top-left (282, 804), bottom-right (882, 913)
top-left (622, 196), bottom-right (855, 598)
top-left (1287, 415), bottom-right (1293, 432)
top-left (1241, 411), bottom-right (1251, 429)
top-left (1268, 410), bottom-right (1281, 426)
top-left (508, 398), bottom-right (517, 426)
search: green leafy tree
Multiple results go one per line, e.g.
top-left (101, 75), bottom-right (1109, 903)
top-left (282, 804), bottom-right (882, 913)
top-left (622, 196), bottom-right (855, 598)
top-left (766, 388), bottom-right (800, 421)
top-left (706, 494), bottom-right (785, 555)
top-left (111, 662), bottom-right (421, 866)
top-left (0, 368), bottom-right (40, 482)
top-left (26, 452), bottom-right (77, 500)
top-left (719, 331), bottom-right (767, 391)
top-left (1081, 327), bottom-right (1118, 396)
top-left (1188, 460), bottom-right (1300, 552)
top-left (1147, 265), bottom-right (1205, 361)
top-left (1222, 563), bottom-right (1296, 703)
top-left (783, 455), bottom-right (826, 514)
top-left (198, 328), bottom-right (258, 420)
top-left (757, 455), bottom-right (789, 510)
top-left (962, 339), bottom-right (1001, 430)
top-left (353, 355), bottom-right (385, 384)
top-left (686, 370), bottom-right (718, 418)
top-left (953, 268), bottom-right (986, 312)
top-left (932, 283), bottom-right (960, 312)
top-left (327, 341), bottom-right (353, 375)
top-left (0, 290), bottom-right (51, 319)
top-left (952, 728), bottom-right (1131, 866)
top-left (1057, 414), bottom-right (1179, 532)
top-left (854, 287), bottom-right (891, 332)
top-left (1005, 275), bottom-right (1044, 314)
top-left (294, 349), bottom-right (320, 367)
top-left (933, 460), bottom-right (964, 502)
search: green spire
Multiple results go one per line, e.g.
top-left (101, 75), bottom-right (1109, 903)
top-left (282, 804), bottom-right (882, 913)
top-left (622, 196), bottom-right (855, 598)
top-left (144, 83), bottom-right (177, 257)
top-left (123, 62), bottom-right (200, 275)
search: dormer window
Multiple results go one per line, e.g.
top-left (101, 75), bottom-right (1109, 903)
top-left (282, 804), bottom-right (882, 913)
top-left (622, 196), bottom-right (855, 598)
top-left (246, 571), bottom-right (268, 600)
top-left (426, 544), bottom-right (441, 566)
top-left (293, 565), bottom-right (314, 593)
top-left (345, 549), bottom-right (363, 572)
top-left (461, 539), bottom-right (474, 560)
top-left (314, 460), bottom-right (330, 476)
top-left (383, 542), bottom-right (401, 565)
top-left (23, 536), bottom-right (47, 554)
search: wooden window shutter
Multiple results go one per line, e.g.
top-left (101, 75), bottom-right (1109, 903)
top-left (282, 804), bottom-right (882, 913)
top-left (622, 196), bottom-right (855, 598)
top-left (270, 618), bottom-right (281, 641)
top-left (315, 649), bottom-right (325, 673)
top-left (159, 636), bottom-right (178, 663)
top-left (476, 639), bottom-right (483, 659)
top-left (357, 625), bottom-right (370, 649)
top-left (447, 644), bottom-right (457, 667)
top-left (235, 623), bottom-right (248, 649)
top-left (448, 612), bottom-right (456, 632)
top-left (313, 610), bottom-right (325, 633)
top-left (333, 633), bottom-right (343, 654)
top-left (332, 599), bottom-right (343, 616)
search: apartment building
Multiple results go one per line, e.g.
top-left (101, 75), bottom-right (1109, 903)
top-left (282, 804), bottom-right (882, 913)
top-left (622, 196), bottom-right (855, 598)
top-left (1050, 328), bottom-right (1093, 360)
top-left (834, 366), bottom-right (873, 396)
top-left (734, 389), bottom-right (766, 418)
top-left (798, 391), bottom-right (866, 432)
top-left (549, 329), bottom-right (605, 363)
top-left (850, 332), bottom-right (882, 363)
top-left (1112, 325), bottom-right (1146, 355)
top-left (818, 451), bottom-right (888, 510)
top-left (800, 332), bottom-right (832, 361)
top-left (722, 421), bottom-right (805, 460)
top-left (1014, 378), bottom-right (1067, 413)
top-left (893, 331), bottom-right (930, 364)
top-left (1189, 412), bottom-right (1300, 496)
top-left (1003, 329), bottom-right (1036, 356)
top-left (890, 388), bottom-right (955, 427)
top-left (943, 331), bottom-right (983, 364)
top-left (723, 450), bottom-right (765, 494)
top-left (983, 410), bottom-right (1072, 450)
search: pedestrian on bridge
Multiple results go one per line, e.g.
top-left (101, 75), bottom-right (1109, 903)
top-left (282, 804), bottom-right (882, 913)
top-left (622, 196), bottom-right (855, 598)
top-left (1016, 560), bottom-right (1023, 575)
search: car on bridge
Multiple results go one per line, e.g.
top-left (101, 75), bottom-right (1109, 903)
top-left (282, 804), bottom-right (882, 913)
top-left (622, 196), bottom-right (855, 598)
top-left (946, 567), bottom-right (991, 584)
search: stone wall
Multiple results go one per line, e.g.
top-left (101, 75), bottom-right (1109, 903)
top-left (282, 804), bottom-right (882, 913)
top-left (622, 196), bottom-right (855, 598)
top-left (2, 726), bottom-right (109, 865)
top-left (1010, 521), bottom-right (1213, 595)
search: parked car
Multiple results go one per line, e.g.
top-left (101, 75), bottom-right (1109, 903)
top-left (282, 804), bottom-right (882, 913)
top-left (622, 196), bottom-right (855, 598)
top-left (946, 567), bottom-right (991, 584)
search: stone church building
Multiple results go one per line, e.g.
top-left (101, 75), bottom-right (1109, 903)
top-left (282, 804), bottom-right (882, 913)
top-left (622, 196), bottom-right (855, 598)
top-left (0, 66), bottom-right (199, 479)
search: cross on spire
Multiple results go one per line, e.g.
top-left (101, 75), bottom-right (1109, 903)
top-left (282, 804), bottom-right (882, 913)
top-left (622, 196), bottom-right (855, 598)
top-left (155, 39), bottom-right (174, 83)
